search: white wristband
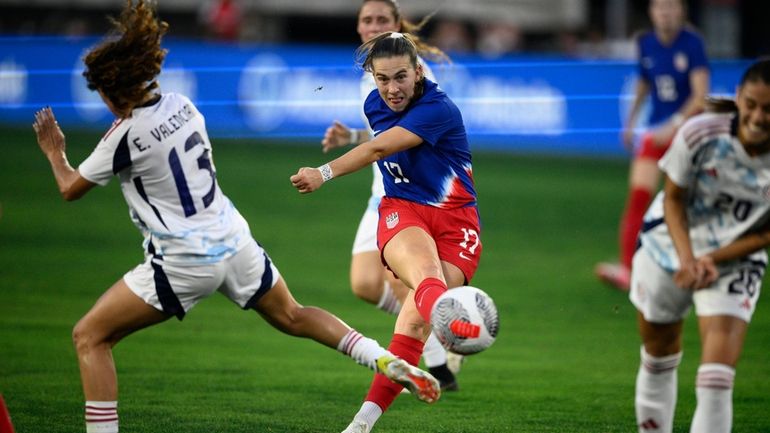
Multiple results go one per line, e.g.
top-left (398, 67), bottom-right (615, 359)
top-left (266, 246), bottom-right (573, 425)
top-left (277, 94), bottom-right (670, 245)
top-left (348, 128), bottom-right (359, 145)
top-left (318, 163), bottom-right (334, 182)
top-left (671, 113), bottom-right (685, 127)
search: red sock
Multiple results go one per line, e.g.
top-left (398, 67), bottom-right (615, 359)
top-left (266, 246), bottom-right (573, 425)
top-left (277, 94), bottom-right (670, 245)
top-left (0, 395), bottom-right (16, 433)
top-left (619, 187), bottom-right (652, 268)
top-left (414, 278), bottom-right (447, 323)
top-left (364, 334), bottom-right (424, 411)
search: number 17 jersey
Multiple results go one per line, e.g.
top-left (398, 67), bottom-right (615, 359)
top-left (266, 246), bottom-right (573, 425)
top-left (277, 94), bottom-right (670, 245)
top-left (78, 93), bottom-right (251, 262)
top-left (365, 79), bottom-right (476, 209)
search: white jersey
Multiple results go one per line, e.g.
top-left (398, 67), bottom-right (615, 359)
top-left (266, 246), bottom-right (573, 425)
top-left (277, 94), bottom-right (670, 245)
top-left (639, 112), bottom-right (770, 272)
top-left (358, 58), bottom-right (437, 208)
top-left (78, 93), bottom-right (251, 262)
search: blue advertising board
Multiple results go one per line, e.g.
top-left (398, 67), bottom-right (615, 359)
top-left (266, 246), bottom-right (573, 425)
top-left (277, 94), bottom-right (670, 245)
top-left (0, 36), bottom-right (750, 156)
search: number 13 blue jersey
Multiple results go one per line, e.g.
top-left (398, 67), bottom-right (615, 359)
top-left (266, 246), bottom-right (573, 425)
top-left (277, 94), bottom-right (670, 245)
top-left (364, 79), bottom-right (477, 209)
top-left (78, 93), bottom-right (250, 261)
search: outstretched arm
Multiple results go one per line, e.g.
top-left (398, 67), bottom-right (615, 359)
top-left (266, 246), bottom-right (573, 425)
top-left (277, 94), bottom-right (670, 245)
top-left (33, 107), bottom-right (95, 201)
top-left (291, 126), bottom-right (422, 194)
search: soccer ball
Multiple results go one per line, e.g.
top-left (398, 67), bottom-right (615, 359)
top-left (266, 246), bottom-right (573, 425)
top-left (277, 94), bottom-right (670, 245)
top-left (430, 286), bottom-right (499, 355)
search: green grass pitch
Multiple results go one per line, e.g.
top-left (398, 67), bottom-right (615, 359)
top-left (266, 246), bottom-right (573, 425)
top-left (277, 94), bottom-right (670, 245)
top-left (1, 126), bottom-right (768, 432)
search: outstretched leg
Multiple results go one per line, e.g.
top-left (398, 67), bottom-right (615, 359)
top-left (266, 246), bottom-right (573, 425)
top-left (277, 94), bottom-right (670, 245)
top-left (252, 276), bottom-right (437, 396)
top-left (73, 279), bottom-right (170, 432)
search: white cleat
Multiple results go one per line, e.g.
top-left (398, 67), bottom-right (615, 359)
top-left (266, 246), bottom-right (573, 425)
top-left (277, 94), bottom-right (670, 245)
top-left (376, 355), bottom-right (440, 404)
top-left (341, 419), bottom-right (371, 433)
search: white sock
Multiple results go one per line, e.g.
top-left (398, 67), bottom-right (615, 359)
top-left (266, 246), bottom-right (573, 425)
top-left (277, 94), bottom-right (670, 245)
top-left (635, 347), bottom-right (682, 433)
top-left (422, 332), bottom-right (447, 368)
top-left (337, 329), bottom-right (389, 371)
top-left (352, 401), bottom-right (383, 430)
top-left (85, 401), bottom-right (118, 433)
top-left (376, 281), bottom-right (402, 315)
top-left (690, 363), bottom-right (734, 433)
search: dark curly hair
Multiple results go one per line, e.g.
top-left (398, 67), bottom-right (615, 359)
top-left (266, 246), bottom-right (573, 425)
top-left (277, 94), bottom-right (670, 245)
top-left (83, 0), bottom-right (168, 117)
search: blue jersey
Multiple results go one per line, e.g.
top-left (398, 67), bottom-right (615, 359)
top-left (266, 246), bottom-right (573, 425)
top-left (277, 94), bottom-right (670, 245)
top-left (364, 79), bottom-right (476, 209)
top-left (637, 28), bottom-right (708, 125)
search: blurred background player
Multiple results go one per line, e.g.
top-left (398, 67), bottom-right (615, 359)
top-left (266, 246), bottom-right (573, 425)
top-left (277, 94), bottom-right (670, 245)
top-left (291, 31), bottom-right (482, 433)
top-left (629, 59), bottom-right (770, 433)
top-left (320, 0), bottom-right (461, 389)
top-left (32, 2), bottom-right (438, 432)
top-left (595, 0), bottom-right (710, 291)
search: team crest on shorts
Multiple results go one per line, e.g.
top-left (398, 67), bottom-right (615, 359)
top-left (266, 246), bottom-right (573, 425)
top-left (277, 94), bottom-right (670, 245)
top-left (386, 212), bottom-right (399, 229)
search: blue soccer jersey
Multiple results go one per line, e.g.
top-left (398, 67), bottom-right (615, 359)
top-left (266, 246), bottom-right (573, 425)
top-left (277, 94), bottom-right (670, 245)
top-left (364, 79), bottom-right (476, 209)
top-left (637, 28), bottom-right (709, 125)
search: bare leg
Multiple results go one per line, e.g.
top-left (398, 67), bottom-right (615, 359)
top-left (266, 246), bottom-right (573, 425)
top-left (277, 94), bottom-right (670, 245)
top-left (697, 315), bottom-right (747, 367)
top-left (73, 279), bottom-right (170, 400)
top-left (350, 251), bottom-right (386, 305)
top-left (253, 276), bottom-right (351, 348)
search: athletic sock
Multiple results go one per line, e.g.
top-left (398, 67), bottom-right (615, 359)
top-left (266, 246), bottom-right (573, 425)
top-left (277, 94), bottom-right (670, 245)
top-left (635, 347), bottom-right (682, 433)
top-left (364, 334), bottom-right (424, 412)
top-left (690, 363), bottom-right (735, 433)
top-left (414, 278), bottom-right (447, 323)
top-left (337, 329), bottom-right (389, 371)
top-left (349, 401), bottom-right (382, 431)
top-left (620, 187), bottom-right (653, 269)
top-left (376, 281), bottom-right (402, 315)
top-left (85, 401), bottom-right (118, 433)
top-left (0, 395), bottom-right (15, 433)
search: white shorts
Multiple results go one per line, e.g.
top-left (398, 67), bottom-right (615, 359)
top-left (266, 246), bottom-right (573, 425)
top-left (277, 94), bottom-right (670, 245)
top-left (123, 239), bottom-right (280, 320)
top-left (351, 195), bottom-right (381, 255)
top-left (630, 248), bottom-right (761, 324)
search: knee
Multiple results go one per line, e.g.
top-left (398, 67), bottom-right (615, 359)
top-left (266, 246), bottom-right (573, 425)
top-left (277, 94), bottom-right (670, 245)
top-left (267, 304), bottom-right (305, 336)
top-left (72, 319), bottom-right (99, 355)
top-left (350, 274), bottom-right (382, 304)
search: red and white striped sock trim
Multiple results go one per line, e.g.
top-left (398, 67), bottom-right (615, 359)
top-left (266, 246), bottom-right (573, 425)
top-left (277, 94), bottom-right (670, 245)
top-left (85, 401), bottom-right (118, 426)
top-left (338, 330), bottom-right (364, 356)
top-left (696, 363), bottom-right (735, 390)
top-left (640, 347), bottom-right (682, 374)
top-left (337, 329), bottom-right (388, 371)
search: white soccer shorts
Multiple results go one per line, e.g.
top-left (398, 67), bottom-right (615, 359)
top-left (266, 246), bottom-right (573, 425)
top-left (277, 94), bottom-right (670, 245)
top-left (123, 239), bottom-right (280, 319)
top-left (351, 196), bottom-right (381, 255)
top-left (630, 249), bottom-right (761, 324)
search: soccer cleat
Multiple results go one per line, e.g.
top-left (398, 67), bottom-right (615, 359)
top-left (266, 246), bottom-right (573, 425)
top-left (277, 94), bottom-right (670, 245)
top-left (446, 351), bottom-right (465, 375)
top-left (429, 364), bottom-right (459, 392)
top-left (376, 355), bottom-right (440, 404)
top-left (341, 419), bottom-right (371, 433)
top-left (595, 262), bottom-right (630, 292)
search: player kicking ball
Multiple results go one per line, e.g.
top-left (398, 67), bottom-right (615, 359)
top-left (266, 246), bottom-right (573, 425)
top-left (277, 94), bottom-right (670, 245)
top-left (32, 2), bottom-right (439, 432)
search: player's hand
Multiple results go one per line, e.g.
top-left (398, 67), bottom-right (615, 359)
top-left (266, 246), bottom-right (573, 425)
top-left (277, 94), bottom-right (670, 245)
top-left (290, 167), bottom-right (324, 194)
top-left (674, 257), bottom-right (711, 290)
top-left (694, 255), bottom-right (719, 289)
top-left (32, 107), bottom-right (66, 159)
top-left (321, 121), bottom-right (353, 153)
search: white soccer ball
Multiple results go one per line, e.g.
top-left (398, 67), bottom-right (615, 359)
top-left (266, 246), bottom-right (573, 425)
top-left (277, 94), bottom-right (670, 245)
top-left (430, 286), bottom-right (499, 355)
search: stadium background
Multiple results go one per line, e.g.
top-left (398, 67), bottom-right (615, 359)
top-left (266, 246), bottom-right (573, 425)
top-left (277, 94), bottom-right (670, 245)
top-left (1, 0), bottom-right (769, 432)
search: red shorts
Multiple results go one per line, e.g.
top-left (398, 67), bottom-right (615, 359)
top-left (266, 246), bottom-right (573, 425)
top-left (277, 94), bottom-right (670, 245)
top-left (636, 131), bottom-right (673, 160)
top-left (377, 197), bottom-right (482, 284)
